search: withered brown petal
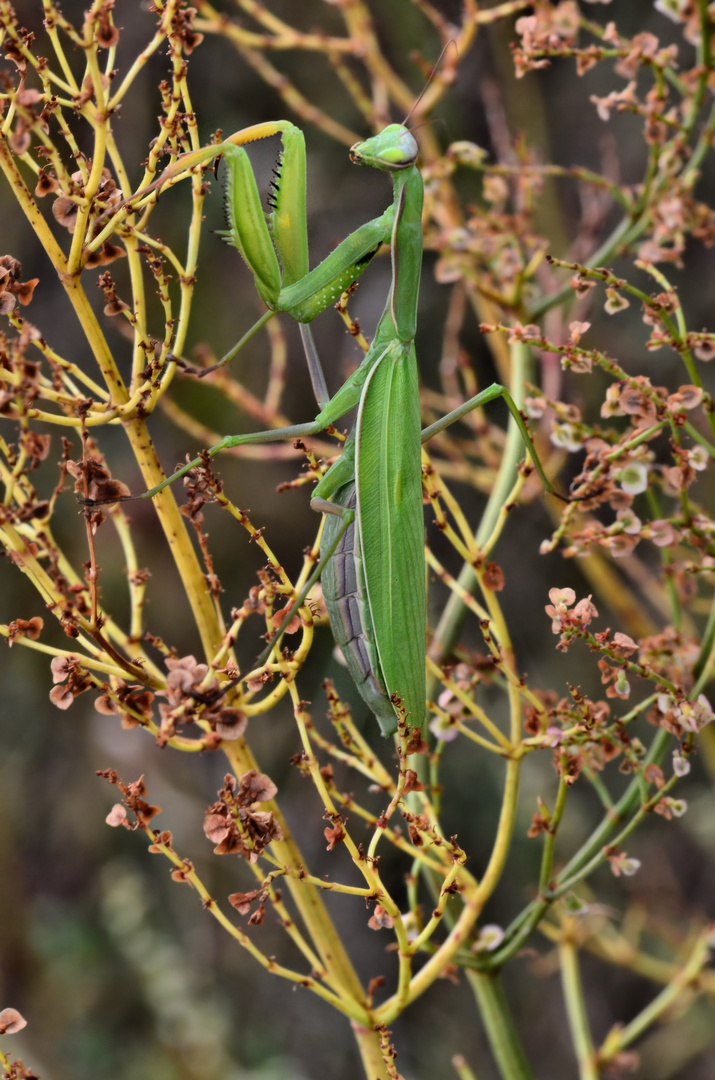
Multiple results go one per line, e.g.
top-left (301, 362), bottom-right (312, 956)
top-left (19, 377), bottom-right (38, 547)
top-left (103, 298), bottom-right (130, 316)
top-left (35, 169), bottom-right (59, 197)
top-left (9, 126), bottom-right (31, 154)
top-left (216, 707), bottom-right (247, 741)
top-left (13, 278), bottom-right (39, 305)
top-left (203, 813), bottom-right (231, 844)
top-left (228, 889), bottom-right (259, 914)
top-left (105, 803), bottom-right (127, 827)
top-left (52, 195), bottom-right (80, 232)
top-left (95, 694), bottom-right (117, 715)
top-left (239, 769), bottom-right (277, 804)
top-left (0, 292), bottom-right (17, 314)
top-left (49, 684), bottom-right (75, 709)
top-left (0, 1007), bottom-right (27, 1034)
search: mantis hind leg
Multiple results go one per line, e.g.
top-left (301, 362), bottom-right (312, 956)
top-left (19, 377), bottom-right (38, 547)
top-left (195, 494), bottom-right (357, 706)
top-left (420, 382), bottom-right (560, 500)
top-left (138, 419), bottom-right (328, 500)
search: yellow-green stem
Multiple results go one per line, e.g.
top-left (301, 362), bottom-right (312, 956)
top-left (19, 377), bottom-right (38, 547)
top-left (467, 971), bottom-right (536, 1080)
top-left (559, 922), bottom-right (599, 1080)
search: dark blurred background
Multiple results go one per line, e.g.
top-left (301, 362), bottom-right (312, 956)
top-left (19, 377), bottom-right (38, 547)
top-left (1, 1), bottom-right (715, 1077)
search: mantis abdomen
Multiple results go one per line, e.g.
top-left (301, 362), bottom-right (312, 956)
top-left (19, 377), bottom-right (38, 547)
top-left (320, 483), bottom-right (400, 731)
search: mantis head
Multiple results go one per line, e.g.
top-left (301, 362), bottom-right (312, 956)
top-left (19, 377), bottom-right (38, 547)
top-left (350, 124), bottom-right (418, 172)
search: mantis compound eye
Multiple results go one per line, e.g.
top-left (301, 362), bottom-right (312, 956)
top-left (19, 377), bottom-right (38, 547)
top-left (380, 132), bottom-right (419, 167)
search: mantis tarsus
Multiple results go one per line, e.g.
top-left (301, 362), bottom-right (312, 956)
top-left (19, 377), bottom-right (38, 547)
top-left (116, 121), bottom-right (559, 736)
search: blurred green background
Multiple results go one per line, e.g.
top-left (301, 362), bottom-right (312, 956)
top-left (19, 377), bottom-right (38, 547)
top-left (1, 1), bottom-right (715, 1077)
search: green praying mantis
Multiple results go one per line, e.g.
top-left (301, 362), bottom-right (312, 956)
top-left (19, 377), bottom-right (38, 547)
top-left (115, 118), bottom-right (559, 736)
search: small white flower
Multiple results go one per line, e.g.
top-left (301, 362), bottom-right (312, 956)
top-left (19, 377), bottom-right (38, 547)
top-left (524, 396), bottom-right (546, 420)
top-left (604, 287), bottom-right (629, 314)
top-left (449, 141), bottom-right (488, 167)
top-left (655, 0), bottom-right (687, 21)
top-left (399, 911), bottom-right (420, 942)
top-left (610, 851), bottom-right (641, 877)
top-left (615, 461), bottom-right (648, 496)
top-left (672, 751), bottom-right (690, 777)
top-left (564, 893), bottom-right (590, 916)
top-left (613, 670), bottom-right (631, 698)
top-left (679, 695), bottom-right (715, 733)
top-left (688, 445), bottom-right (709, 472)
top-left (429, 716), bottom-right (459, 742)
top-left (617, 508), bottom-right (642, 535)
top-left (551, 422), bottom-right (584, 453)
top-left (471, 924), bottom-right (505, 952)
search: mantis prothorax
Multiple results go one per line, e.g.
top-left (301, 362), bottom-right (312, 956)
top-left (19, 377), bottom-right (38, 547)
top-left (111, 121), bottom-right (560, 736)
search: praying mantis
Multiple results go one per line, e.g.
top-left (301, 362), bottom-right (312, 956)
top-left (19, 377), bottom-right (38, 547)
top-left (118, 119), bottom-right (558, 736)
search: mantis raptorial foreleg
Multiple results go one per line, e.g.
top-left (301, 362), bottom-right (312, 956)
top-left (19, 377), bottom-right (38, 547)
top-left (126, 121), bottom-right (397, 380)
